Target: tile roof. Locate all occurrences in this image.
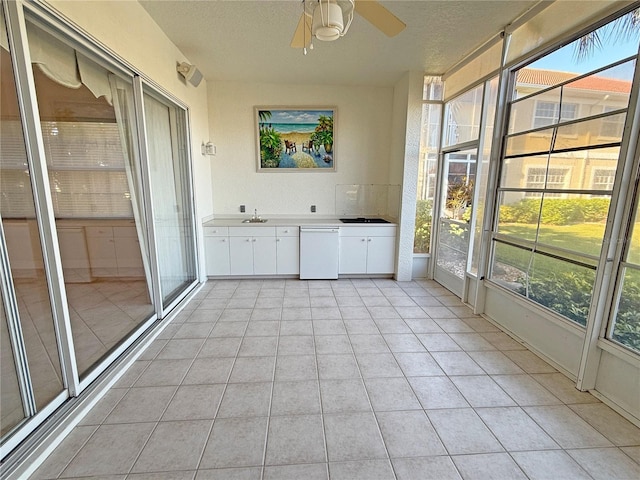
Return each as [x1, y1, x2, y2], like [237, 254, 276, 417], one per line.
[517, 68, 632, 93]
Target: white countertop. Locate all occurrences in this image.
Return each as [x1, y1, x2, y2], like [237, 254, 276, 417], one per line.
[203, 216, 397, 228]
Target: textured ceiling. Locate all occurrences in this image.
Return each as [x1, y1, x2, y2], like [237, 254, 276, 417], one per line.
[140, 0, 539, 87]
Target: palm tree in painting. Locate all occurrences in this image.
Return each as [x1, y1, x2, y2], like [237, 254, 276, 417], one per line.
[258, 110, 272, 131]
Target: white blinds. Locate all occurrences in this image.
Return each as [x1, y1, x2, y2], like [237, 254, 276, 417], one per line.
[1, 120, 133, 218]
[444, 40, 503, 101]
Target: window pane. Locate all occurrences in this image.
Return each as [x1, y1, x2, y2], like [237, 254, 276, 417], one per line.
[491, 242, 595, 326]
[423, 76, 443, 101]
[610, 267, 640, 352]
[505, 128, 554, 157]
[443, 84, 483, 146]
[144, 91, 197, 305]
[554, 114, 625, 150]
[496, 194, 541, 242]
[537, 194, 609, 256]
[415, 102, 441, 254]
[562, 60, 635, 121]
[546, 147, 620, 192]
[471, 77, 499, 274]
[490, 241, 533, 289]
[509, 86, 561, 134]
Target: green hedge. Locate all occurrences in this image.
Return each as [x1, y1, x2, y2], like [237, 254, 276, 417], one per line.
[514, 269, 640, 351]
[500, 198, 610, 225]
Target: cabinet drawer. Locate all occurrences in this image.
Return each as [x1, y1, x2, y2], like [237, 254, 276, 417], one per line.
[204, 226, 229, 237]
[340, 226, 397, 237]
[229, 226, 276, 237]
[276, 226, 299, 237]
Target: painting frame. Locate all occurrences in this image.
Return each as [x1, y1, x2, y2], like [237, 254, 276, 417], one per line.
[255, 106, 337, 172]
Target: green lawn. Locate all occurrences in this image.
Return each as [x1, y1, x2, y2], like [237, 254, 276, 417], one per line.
[499, 223, 607, 257]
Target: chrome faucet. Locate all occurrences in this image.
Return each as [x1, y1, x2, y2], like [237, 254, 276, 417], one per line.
[252, 209, 260, 221]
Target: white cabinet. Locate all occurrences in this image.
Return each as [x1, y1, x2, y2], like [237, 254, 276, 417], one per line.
[85, 223, 144, 278]
[228, 227, 277, 275]
[204, 227, 230, 275]
[276, 227, 299, 275]
[339, 225, 397, 275]
[85, 226, 117, 277]
[114, 226, 144, 277]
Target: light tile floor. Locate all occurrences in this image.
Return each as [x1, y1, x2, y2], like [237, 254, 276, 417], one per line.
[30, 278, 640, 480]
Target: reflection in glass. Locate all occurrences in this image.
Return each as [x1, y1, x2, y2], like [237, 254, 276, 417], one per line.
[27, 20, 154, 378]
[0, 295, 25, 436]
[144, 92, 197, 305]
[546, 147, 620, 191]
[1, 25, 64, 412]
[443, 84, 483, 147]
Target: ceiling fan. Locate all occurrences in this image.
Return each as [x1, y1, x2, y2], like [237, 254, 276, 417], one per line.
[291, 0, 406, 52]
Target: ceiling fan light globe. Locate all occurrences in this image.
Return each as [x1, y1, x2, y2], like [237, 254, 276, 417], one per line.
[312, 1, 344, 41]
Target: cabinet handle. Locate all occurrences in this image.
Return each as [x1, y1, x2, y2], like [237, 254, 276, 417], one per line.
[252, 238, 256, 242]
[368, 238, 372, 242]
[276, 238, 281, 242]
[284, 229, 289, 233]
[361, 238, 366, 242]
[222, 238, 226, 242]
[246, 238, 251, 242]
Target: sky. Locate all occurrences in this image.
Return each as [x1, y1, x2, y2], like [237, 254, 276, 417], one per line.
[530, 31, 639, 79]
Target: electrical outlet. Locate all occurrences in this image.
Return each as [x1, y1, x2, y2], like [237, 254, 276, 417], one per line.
[240, 205, 245, 213]
[311, 205, 316, 213]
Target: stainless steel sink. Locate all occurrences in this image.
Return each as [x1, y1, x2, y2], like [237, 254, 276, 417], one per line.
[242, 218, 268, 223]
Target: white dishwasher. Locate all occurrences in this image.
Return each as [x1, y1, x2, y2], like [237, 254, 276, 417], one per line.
[299, 227, 340, 279]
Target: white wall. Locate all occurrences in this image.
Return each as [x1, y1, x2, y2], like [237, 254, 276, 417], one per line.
[45, 0, 213, 221]
[208, 81, 393, 216]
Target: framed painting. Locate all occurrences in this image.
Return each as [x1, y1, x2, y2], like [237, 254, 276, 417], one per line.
[255, 106, 336, 171]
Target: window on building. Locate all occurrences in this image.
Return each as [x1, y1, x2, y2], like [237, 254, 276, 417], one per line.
[592, 168, 616, 191]
[601, 106, 626, 138]
[533, 101, 578, 129]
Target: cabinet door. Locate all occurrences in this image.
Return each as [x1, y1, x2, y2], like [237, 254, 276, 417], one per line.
[205, 236, 230, 276]
[276, 236, 299, 275]
[114, 236, 145, 277]
[253, 237, 277, 275]
[229, 237, 254, 275]
[339, 236, 367, 274]
[366, 236, 396, 274]
[86, 236, 118, 276]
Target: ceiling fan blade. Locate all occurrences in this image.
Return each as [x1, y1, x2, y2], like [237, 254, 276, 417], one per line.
[355, 0, 406, 37]
[290, 12, 312, 48]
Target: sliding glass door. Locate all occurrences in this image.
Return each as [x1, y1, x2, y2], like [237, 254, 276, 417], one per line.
[25, 19, 155, 380]
[1, 2, 199, 455]
[143, 91, 197, 307]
